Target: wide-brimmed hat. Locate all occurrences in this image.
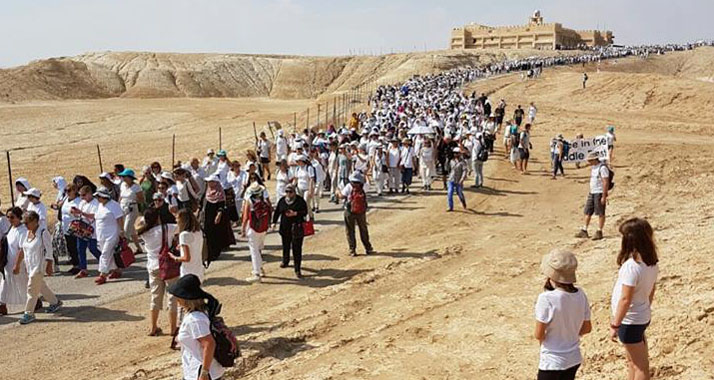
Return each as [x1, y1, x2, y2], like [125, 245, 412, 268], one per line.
[541, 249, 578, 284]
[23, 188, 42, 199]
[217, 149, 227, 157]
[607, 125, 615, 133]
[206, 149, 215, 155]
[160, 171, 175, 183]
[167, 274, 210, 300]
[246, 182, 265, 196]
[118, 169, 136, 179]
[93, 186, 112, 199]
[205, 174, 220, 183]
[586, 151, 600, 161]
[349, 172, 364, 184]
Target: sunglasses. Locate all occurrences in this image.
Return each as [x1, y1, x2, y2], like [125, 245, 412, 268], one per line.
[285, 190, 295, 194]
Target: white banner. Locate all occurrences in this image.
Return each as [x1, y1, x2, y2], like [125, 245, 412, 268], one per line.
[551, 135, 609, 163]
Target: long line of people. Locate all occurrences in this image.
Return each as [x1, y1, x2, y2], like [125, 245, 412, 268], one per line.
[2, 40, 704, 379]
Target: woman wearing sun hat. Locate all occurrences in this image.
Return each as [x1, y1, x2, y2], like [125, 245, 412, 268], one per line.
[534, 249, 592, 380]
[118, 169, 144, 254]
[167, 274, 225, 380]
[93, 186, 125, 285]
[241, 182, 271, 283]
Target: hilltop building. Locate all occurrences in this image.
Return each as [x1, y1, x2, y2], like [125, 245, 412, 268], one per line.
[450, 11, 613, 50]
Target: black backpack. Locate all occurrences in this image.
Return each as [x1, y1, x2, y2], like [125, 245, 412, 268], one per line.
[476, 144, 489, 162]
[207, 298, 240, 367]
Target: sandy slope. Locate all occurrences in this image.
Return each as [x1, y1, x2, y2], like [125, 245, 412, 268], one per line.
[0, 49, 713, 379]
[0, 49, 575, 102]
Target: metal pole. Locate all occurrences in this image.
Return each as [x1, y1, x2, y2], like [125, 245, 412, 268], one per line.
[171, 134, 176, 168]
[6, 151, 15, 207]
[96, 144, 104, 173]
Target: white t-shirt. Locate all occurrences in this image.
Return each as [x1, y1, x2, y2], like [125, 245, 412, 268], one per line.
[420, 147, 435, 163]
[387, 147, 400, 167]
[400, 147, 414, 169]
[120, 182, 142, 208]
[60, 197, 81, 235]
[589, 164, 610, 194]
[535, 288, 591, 371]
[20, 229, 53, 276]
[179, 231, 205, 282]
[276, 137, 289, 158]
[295, 166, 315, 191]
[178, 311, 225, 380]
[95, 200, 124, 241]
[611, 258, 658, 325]
[78, 198, 100, 239]
[258, 139, 271, 158]
[142, 224, 176, 272]
[27, 202, 48, 231]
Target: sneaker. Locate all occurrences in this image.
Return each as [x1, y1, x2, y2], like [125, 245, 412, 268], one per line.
[365, 249, 376, 255]
[349, 251, 357, 257]
[280, 263, 289, 268]
[18, 313, 36, 325]
[592, 230, 604, 240]
[46, 300, 62, 313]
[575, 229, 589, 238]
[245, 275, 261, 283]
[74, 270, 88, 279]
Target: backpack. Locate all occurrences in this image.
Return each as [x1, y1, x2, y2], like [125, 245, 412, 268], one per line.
[599, 164, 615, 191]
[249, 199, 271, 233]
[510, 132, 520, 147]
[349, 183, 367, 214]
[206, 301, 241, 368]
[476, 144, 489, 162]
[562, 141, 571, 157]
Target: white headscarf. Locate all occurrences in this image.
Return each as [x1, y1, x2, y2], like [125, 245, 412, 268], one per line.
[52, 176, 67, 203]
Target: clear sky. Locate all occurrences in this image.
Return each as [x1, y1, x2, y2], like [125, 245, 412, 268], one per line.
[1, 0, 712, 68]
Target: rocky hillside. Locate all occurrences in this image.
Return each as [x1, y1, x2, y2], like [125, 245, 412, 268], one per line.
[0, 49, 567, 102]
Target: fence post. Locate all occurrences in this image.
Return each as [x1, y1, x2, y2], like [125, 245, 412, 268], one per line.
[171, 134, 176, 168]
[293, 112, 297, 131]
[96, 144, 104, 173]
[317, 103, 321, 128]
[306, 108, 310, 130]
[219, 127, 222, 150]
[6, 151, 14, 207]
[332, 98, 336, 126]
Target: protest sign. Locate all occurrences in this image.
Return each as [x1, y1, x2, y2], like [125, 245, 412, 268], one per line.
[551, 135, 609, 163]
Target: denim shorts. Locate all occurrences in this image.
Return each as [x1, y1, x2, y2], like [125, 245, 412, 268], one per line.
[618, 322, 649, 344]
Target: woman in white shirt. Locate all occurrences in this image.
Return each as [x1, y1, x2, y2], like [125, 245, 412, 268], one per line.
[14, 178, 31, 211]
[419, 138, 436, 191]
[610, 218, 659, 380]
[118, 169, 145, 254]
[293, 155, 315, 219]
[59, 184, 81, 274]
[15, 211, 62, 325]
[170, 209, 205, 283]
[534, 249, 591, 380]
[275, 159, 294, 200]
[387, 139, 401, 193]
[93, 187, 125, 285]
[167, 274, 225, 380]
[0, 207, 28, 315]
[227, 161, 247, 225]
[138, 207, 178, 338]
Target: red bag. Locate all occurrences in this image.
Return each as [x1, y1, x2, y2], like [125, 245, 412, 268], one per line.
[302, 220, 315, 237]
[249, 199, 271, 233]
[349, 183, 367, 214]
[159, 225, 181, 280]
[114, 237, 135, 269]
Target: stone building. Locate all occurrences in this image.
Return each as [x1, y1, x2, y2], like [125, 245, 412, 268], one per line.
[450, 11, 613, 50]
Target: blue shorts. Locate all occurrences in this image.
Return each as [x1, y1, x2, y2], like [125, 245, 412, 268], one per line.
[618, 322, 649, 344]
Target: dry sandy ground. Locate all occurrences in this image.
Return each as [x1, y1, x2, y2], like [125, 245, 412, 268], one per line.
[0, 49, 713, 379]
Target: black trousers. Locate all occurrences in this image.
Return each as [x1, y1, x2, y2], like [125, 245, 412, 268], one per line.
[280, 231, 303, 272]
[344, 211, 373, 253]
[64, 234, 79, 267]
[537, 364, 580, 380]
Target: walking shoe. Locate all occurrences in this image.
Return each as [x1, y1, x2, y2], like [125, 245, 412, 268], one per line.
[18, 313, 36, 325]
[95, 276, 107, 285]
[349, 251, 357, 257]
[260, 268, 266, 277]
[295, 271, 303, 279]
[0, 304, 7, 316]
[280, 263, 289, 268]
[592, 230, 604, 241]
[46, 300, 63, 313]
[74, 269, 88, 279]
[245, 275, 261, 283]
[575, 229, 589, 238]
[365, 249, 376, 255]
[108, 270, 121, 279]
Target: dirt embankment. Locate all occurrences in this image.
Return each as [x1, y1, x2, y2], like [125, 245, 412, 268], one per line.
[0, 49, 573, 102]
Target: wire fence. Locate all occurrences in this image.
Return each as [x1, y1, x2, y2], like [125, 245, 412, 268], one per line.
[0, 84, 374, 209]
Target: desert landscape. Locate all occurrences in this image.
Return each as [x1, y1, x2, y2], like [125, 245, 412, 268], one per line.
[0, 42, 713, 380]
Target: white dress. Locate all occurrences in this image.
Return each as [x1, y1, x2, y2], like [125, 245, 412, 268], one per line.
[0, 223, 29, 306]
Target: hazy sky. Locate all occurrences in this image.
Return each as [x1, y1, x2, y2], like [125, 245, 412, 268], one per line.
[2, 0, 712, 68]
